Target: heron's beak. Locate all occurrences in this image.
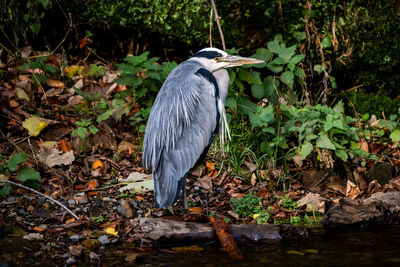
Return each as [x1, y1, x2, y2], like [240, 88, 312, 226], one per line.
[219, 55, 264, 67]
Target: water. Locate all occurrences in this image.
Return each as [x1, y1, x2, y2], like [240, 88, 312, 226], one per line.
[1, 225, 400, 266]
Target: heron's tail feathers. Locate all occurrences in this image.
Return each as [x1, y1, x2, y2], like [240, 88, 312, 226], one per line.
[219, 109, 231, 147]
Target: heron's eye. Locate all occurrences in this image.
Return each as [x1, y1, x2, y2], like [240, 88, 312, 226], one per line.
[214, 57, 220, 62]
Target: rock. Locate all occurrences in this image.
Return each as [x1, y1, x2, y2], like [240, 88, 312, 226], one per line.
[38, 224, 48, 230]
[117, 200, 134, 218]
[67, 199, 76, 206]
[33, 208, 50, 218]
[89, 251, 99, 261]
[18, 208, 28, 216]
[74, 193, 88, 204]
[70, 234, 84, 243]
[367, 163, 393, 185]
[297, 193, 329, 214]
[98, 235, 110, 246]
[69, 245, 83, 256]
[66, 257, 76, 265]
[23, 233, 44, 241]
[82, 239, 101, 250]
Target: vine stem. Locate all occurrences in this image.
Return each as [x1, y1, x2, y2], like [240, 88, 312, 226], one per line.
[210, 0, 226, 50]
[0, 180, 79, 220]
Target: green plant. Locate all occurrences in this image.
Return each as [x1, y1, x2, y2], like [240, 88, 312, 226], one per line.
[231, 191, 272, 224]
[72, 119, 99, 141]
[289, 216, 301, 225]
[276, 194, 297, 211]
[0, 152, 41, 196]
[17, 56, 57, 87]
[91, 215, 105, 223]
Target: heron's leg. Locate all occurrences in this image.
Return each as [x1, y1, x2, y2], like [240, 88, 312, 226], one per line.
[183, 180, 188, 211]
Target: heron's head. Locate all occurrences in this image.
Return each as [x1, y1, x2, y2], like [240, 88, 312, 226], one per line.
[190, 47, 264, 72]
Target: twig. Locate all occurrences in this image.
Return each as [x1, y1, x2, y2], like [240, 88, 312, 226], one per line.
[209, 8, 213, 47]
[31, 73, 48, 104]
[0, 180, 79, 220]
[0, 42, 17, 59]
[210, 0, 226, 50]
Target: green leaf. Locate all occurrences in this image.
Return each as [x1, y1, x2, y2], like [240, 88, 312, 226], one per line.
[280, 71, 294, 87]
[251, 84, 264, 99]
[72, 127, 87, 140]
[238, 97, 258, 115]
[254, 47, 272, 62]
[17, 167, 41, 182]
[301, 142, 313, 159]
[89, 126, 99, 135]
[8, 152, 28, 171]
[316, 134, 336, 150]
[96, 110, 113, 123]
[290, 54, 305, 65]
[225, 97, 237, 110]
[263, 76, 279, 98]
[330, 76, 337, 89]
[267, 38, 281, 55]
[321, 35, 332, 49]
[294, 67, 305, 78]
[390, 129, 400, 142]
[0, 184, 12, 197]
[279, 45, 297, 63]
[260, 141, 274, 156]
[335, 150, 348, 162]
[251, 71, 262, 85]
[238, 69, 252, 83]
[314, 64, 325, 75]
[272, 57, 286, 65]
[266, 62, 283, 73]
[259, 105, 274, 124]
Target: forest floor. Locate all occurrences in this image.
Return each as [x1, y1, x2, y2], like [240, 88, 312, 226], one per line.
[1, 51, 400, 265]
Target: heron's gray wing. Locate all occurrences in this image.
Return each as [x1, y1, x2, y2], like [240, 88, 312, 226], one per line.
[143, 64, 218, 208]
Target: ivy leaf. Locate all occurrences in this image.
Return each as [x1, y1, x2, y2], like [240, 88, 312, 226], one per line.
[238, 69, 252, 83]
[314, 64, 325, 75]
[390, 129, 400, 142]
[266, 62, 283, 73]
[290, 54, 305, 65]
[280, 71, 294, 87]
[225, 97, 237, 110]
[17, 167, 41, 182]
[72, 127, 87, 140]
[301, 142, 313, 159]
[263, 76, 278, 98]
[254, 47, 272, 62]
[316, 134, 336, 150]
[335, 150, 348, 162]
[279, 44, 297, 63]
[321, 35, 332, 49]
[96, 110, 113, 123]
[251, 84, 264, 99]
[0, 184, 12, 197]
[8, 152, 28, 171]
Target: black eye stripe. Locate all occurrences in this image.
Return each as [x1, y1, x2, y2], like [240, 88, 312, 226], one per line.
[191, 51, 223, 59]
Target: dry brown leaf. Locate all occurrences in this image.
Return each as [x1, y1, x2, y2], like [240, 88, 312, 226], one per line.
[250, 173, 257, 186]
[87, 180, 99, 190]
[360, 139, 369, 153]
[60, 139, 71, 152]
[46, 78, 64, 88]
[9, 100, 20, 108]
[188, 207, 203, 213]
[346, 180, 362, 199]
[117, 140, 137, 155]
[37, 149, 75, 167]
[194, 175, 213, 191]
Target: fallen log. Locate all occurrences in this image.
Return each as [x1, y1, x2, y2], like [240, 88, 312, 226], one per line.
[323, 191, 400, 225]
[131, 218, 307, 246]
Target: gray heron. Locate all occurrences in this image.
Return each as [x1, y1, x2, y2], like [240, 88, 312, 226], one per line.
[143, 48, 263, 209]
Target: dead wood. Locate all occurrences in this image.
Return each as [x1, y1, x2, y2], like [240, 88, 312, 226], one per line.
[323, 191, 400, 225]
[131, 218, 307, 246]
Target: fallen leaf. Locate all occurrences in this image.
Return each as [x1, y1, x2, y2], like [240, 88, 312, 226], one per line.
[194, 175, 213, 191]
[33, 226, 45, 232]
[346, 180, 362, 199]
[171, 245, 204, 252]
[87, 180, 99, 190]
[22, 116, 47, 136]
[65, 66, 84, 78]
[9, 100, 20, 108]
[46, 78, 64, 88]
[80, 37, 92, 49]
[206, 162, 215, 173]
[297, 193, 327, 214]
[251, 173, 257, 186]
[117, 140, 137, 155]
[209, 217, 243, 260]
[60, 139, 71, 152]
[92, 160, 103, 170]
[65, 218, 75, 224]
[125, 253, 139, 262]
[37, 149, 74, 167]
[105, 227, 119, 237]
[287, 250, 305, 256]
[360, 139, 369, 153]
[15, 87, 29, 101]
[188, 207, 203, 213]
[118, 172, 153, 193]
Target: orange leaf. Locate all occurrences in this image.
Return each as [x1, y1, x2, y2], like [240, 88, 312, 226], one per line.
[88, 191, 98, 196]
[136, 195, 144, 200]
[79, 37, 92, 50]
[209, 217, 243, 260]
[46, 78, 65, 88]
[92, 160, 103, 170]
[87, 180, 99, 190]
[65, 218, 75, 224]
[33, 226, 45, 232]
[60, 139, 71, 152]
[188, 207, 203, 213]
[74, 184, 84, 190]
[206, 162, 215, 172]
[360, 139, 369, 153]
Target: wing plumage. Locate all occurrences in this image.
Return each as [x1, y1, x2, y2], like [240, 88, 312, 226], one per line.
[143, 60, 219, 208]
